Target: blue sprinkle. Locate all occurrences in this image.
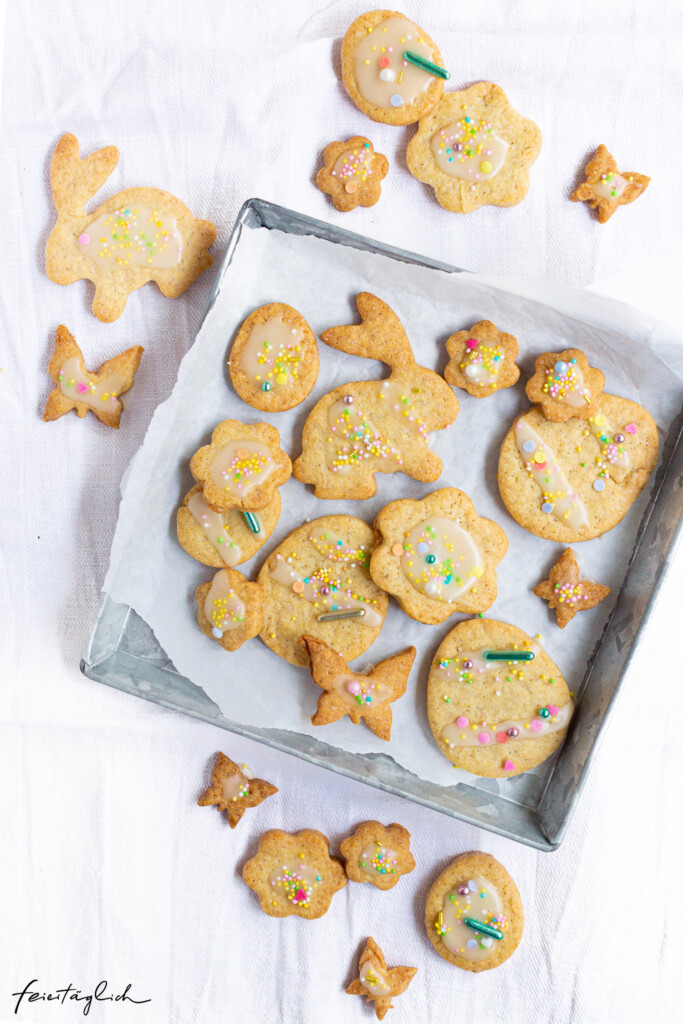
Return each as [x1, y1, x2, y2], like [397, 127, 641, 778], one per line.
[541, 502, 554, 513]
[593, 478, 606, 492]
[522, 440, 535, 453]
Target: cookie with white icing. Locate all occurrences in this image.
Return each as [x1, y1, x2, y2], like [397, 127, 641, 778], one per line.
[228, 303, 319, 412]
[425, 852, 523, 971]
[242, 828, 347, 919]
[197, 752, 277, 828]
[195, 567, 264, 651]
[444, 320, 520, 398]
[370, 488, 508, 624]
[189, 419, 291, 513]
[316, 136, 389, 212]
[346, 937, 417, 1020]
[427, 618, 572, 777]
[46, 134, 216, 322]
[258, 515, 388, 666]
[177, 484, 280, 568]
[43, 324, 143, 428]
[341, 10, 446, 126]
[340, 821, 415, 889]
[293, 293, 459, 500]
[498, 396, 658, 542]
[525, 349, 605, 422]
[407, 82, 542, 213]
[570, 144, 650, 223]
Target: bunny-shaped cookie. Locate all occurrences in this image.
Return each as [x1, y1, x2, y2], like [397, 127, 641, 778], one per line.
[293, 293, 459, 499]
[46, 133, 216, 322]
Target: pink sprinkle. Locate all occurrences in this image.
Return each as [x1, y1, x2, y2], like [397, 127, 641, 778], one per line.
[294, 888, 306, 903]
[625, 423, 637, 434]
[346, 681, 362, 696]
[78, 233, 90, 245]
[530, 719, 543, 732]
[547, 704, 559, 715]
[503, 760, 515, 772]
[77, 382, 89, 394]
[456, 716, 468, 728]
[478, 732, 491, 745]
[495, 732, 509, 744]
[465, 338, 478, 350]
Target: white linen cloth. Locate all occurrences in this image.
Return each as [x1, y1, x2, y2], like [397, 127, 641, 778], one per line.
[1, 2, 682, 1023]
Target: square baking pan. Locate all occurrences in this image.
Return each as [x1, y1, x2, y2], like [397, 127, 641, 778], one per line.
[82, 198, 683, 851]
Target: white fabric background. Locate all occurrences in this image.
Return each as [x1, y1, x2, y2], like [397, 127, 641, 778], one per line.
[1, 2, 682, 1023]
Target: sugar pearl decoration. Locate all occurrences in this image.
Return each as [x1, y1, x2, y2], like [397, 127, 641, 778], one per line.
[390, 93, 403, 107]
[379, 68, 396, 82]
[343, 394, 354, 405]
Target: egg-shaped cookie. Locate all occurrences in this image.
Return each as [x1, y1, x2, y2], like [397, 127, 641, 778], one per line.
[258, 515, 389, 666]
[370, 488, 508, 624]
[498, 395, 658, 542]
[427, 618, 572, 778]
[177, 484, 281, 568]
[425, 852, 523, 971]
[341, 10, 446, 126]
[228, 303, 319, 412]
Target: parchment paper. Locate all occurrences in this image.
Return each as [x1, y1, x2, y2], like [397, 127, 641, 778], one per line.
[104, 226, 683, 788]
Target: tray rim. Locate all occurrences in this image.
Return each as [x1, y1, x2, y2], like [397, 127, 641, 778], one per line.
[82, 197, 683, 852]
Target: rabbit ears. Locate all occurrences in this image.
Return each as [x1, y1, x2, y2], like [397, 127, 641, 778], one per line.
[50, 133, 119, 216]
[321, 293, 415, 369]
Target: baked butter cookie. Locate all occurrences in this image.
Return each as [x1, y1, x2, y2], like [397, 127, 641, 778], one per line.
[346, 937, 417, 1020]
[525, 349, 605, 422]
[43, 324, 143, 428]
[195, 568, 263, 651]
[407, 82, 542, 213]
[498, 396, 658, 542]
[444, 320, 520, 397]
[426, 852, 523, 971]
[341, 10, 447, 126]
[190, 419, 291, 513]
[242, 828, 347, 919]
[198, 751, 277, 829]
[427, 618, 572, 778]
[46, 134, 216, 322]
[370, 488, 508, 624]
[316, 137, 389, 212]
[571, 144, 650, 223]
[300, 636, 416, 741]
[228, 303, 318, 412]
[258, 516, 388, 666]
[293, 293, 459, 499]
[177, 485, 280, 569]
[340, 821, 415, 889]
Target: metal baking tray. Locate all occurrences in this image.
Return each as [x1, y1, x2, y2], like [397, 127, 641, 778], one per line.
[82, 198, 683, 851]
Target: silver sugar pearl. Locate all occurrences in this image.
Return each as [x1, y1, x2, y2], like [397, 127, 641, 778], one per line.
[507, 727, 519, 738]
[343, 395, 354, 405]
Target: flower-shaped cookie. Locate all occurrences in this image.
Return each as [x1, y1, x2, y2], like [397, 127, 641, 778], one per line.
[444, 320, 520, 397]
[346, 937, 417, 1021]
[370, 488, 508, 625]
[534, 548, 610, 629]
[525, 349, 605, 422]
[195, 568, 264, 651]
[43, 324, 143, 429]
[316, 137, 389, 212]
[570, 144, 650, 223]
[340, 821, 415, 890]
[300, 636, 416, 741]
[407, 82, 542, 213]
[197, 752, 277, 828]
[341, 10, 446, 126]
[242, 828, 347, 919]
[190, 419, 291, 513]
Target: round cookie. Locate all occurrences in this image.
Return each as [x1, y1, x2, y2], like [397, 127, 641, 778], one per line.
[258, 515, 388, 667]
[195, 568, 264, 652]
[427, 618, 572, 778]
[316, 136, 389, 212]
[407, 82, 542, 213]
[498, 395, 659, 542]
[370, 488, 508, 624]
[340, 821, 415, 890]
[228, 303, 318, 412]
[425, 852, 523, 971]
[177, 484, 280, 568]
[341, 10, 445, 126]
